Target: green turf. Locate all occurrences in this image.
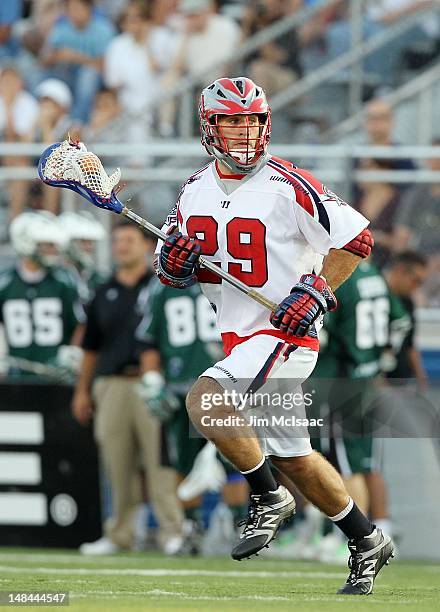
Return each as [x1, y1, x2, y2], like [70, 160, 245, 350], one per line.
[0, 548, 438, 611]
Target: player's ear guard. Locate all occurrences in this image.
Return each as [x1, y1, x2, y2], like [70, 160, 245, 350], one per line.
[157, 232, 201, 289]
[342, 228, 374, 259]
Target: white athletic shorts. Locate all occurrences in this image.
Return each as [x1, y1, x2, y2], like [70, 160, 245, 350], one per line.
[201, 333, 319, 458]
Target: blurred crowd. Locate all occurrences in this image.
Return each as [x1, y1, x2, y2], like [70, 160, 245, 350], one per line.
[0, 0, 436, 304]
[0, 1, 438, 305]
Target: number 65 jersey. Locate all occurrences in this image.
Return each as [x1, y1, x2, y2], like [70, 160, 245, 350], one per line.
[161, 156, 369, 356]
[0, 265, 85, 364]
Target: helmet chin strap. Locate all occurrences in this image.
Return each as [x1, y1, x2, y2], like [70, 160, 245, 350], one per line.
[217, 150, 270, 175]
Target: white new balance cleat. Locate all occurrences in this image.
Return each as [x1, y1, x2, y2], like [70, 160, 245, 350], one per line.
[231, 485, 296, 560]
[316, 532, 350, 565]
[177, 442, 227, 501]
[79, 536, 120, 555]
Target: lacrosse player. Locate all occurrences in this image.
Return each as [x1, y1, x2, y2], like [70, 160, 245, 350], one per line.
[136, 278, 222, 554]
[0, 211, 85, 377]
[301, 259, 411, 563]
[155, 77, 394, 595]
[59, 210, 107, 296]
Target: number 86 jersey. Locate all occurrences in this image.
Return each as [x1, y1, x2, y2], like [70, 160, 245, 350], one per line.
[161, 156, 369, 356]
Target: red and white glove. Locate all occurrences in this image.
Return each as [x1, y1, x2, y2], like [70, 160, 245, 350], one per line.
[157, 232, 201, 288]
[270, 274, 337, 337]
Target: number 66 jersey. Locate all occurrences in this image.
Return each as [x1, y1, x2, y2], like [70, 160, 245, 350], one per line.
[160, 156, 369, 356]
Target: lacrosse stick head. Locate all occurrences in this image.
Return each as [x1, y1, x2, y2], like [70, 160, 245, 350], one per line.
[38, 139, 124, 213]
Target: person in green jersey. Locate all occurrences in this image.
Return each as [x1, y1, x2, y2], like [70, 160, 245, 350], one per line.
[136, 279, 248, 554]
[0, 211, 85, 378]
[313, 260, 408, 504]
[284, 261, 410, 562]
[385, 251, 429, 386]
[59, 210, 108, 299]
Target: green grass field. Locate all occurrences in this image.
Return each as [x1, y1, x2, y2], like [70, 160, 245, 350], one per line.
[0, 549, 439, 611]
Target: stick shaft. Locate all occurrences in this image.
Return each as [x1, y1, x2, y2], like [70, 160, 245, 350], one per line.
[122, 207, 277, 312]
[1, 356, 70, 380]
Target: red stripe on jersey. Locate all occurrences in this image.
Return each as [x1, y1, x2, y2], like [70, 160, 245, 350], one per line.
[270, 156, 297, 172]
[267, 162, 315, 217]
[292, 168, 325, 195]
[177, 205, 183, 227]
[221, 329, 319, 357]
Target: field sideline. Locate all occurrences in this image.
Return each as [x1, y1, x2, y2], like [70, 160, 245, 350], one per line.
[0, 548, 439, 611]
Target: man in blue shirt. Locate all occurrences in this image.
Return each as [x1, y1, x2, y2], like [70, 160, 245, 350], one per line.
[0, 0, 23, 61]
[41, 0, 115, 124]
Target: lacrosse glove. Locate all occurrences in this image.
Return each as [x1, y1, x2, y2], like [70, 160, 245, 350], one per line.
[270, 274, 337, 337]
[139, 371, 180, 422]
[157, 232, 201, 288]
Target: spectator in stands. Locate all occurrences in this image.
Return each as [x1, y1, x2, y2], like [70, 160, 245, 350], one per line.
[73, 221, 184, 555]
[0, 0, 23, 63]
[394, 139, 440, 305]
[354, 157, 403, 268]
[0, 64, 39, 219]
[357, 97, 415, 193]
[15, 2, 63, 96]
[152, 0, 179, 27]
[366, 0, 437, 82]
[168, 0, 242, 82]
[84, 87, 124, 143]
[20, 0, 63, 79]
[33, 78, 73, 142]
[29, 78, 73, 214]
[385, 251, 429, 386]
[41, 0, 116, 127]
[305, 0, 436, 82]
[394, 139, 440, 257]
[364, 99, 412, 169]
[104, 0, 176, 140]
[83, 86, 139, 174]
[160, 0, 242, 135]
[96, 0, 130, 20]
[243, 0, 303, 97]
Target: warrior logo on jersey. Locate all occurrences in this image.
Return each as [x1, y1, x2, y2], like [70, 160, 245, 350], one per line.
[165, 204, 178, 229]
[323, 186, 347, 206]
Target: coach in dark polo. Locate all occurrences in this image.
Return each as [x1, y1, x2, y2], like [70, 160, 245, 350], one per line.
[72, 221, 183, 554]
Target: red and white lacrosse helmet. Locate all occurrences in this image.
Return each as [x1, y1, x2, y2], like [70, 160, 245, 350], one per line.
[199, 77, 271, 174]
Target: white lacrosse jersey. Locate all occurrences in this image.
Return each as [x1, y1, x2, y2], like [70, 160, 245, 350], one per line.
[159, 156, 369, 356]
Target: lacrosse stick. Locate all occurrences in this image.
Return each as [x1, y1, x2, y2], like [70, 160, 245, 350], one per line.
[0, 355, 74, 382]
[38, 139, 277, 312]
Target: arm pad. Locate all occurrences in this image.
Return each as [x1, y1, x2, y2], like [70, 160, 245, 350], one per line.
[342, 228, 374, 259]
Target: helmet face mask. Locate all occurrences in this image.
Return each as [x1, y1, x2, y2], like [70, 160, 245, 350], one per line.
[70, 238, 96, 271]
[35, 242, 63, 268]
[199, 77, 271, 174]
[59, 211, 105, 271]
[9, 211, 68, 269]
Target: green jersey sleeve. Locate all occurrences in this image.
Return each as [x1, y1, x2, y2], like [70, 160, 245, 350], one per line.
[135, 278, 163, 349]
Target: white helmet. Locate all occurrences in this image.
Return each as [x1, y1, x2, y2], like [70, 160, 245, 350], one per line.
[59, 211, 105, 270]
[9, 211, 68, 267]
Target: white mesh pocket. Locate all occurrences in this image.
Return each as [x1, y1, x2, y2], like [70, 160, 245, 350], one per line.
[42, 140, 121, 198]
